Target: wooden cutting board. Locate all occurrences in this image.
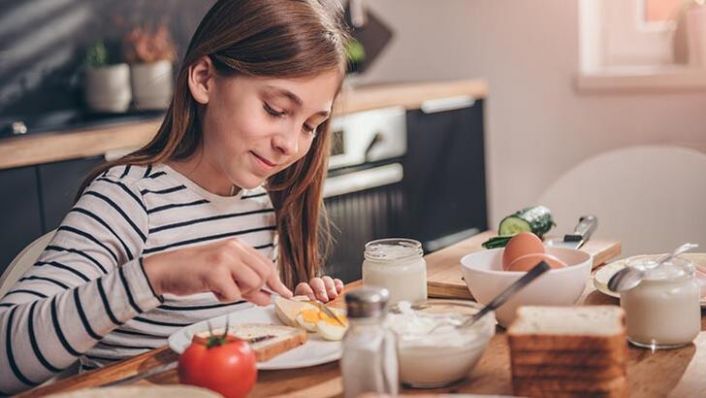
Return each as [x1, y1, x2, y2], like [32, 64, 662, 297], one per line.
[425, 231, 622, 300]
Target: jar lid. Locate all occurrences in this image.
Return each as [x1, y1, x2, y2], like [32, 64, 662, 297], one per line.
[364, 238, 423, 262]
[345, 286, 390, 318]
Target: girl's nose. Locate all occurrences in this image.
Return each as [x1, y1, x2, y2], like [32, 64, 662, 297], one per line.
[272, 128, 299, 156]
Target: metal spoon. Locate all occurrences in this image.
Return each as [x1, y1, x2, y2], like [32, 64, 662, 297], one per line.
[607, 242, 699, 293]
[427, 261, 551, 333]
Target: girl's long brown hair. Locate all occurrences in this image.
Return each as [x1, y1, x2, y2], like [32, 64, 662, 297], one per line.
[79, 0, 349, 288]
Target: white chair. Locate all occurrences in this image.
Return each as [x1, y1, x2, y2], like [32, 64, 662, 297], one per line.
[0, 230, 56, 299]
[538, 145, 706, 258]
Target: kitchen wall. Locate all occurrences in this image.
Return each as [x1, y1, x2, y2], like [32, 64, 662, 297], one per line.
[0, 0, 212, 118]
[357, 0, 706, 253]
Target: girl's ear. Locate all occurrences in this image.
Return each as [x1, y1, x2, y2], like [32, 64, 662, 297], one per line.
[188, 56, 215, 105]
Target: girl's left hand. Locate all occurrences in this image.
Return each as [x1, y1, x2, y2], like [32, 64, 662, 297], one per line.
[295, 276, 344, 303]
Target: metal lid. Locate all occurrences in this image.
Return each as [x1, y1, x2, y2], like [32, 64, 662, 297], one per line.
[345, 286, 390, 318]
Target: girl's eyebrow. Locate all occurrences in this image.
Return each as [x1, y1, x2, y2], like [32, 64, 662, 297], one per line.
[265, 85, 330, 117]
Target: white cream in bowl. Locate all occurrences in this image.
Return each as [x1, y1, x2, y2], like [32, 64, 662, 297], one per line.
[386, 300, 495, 388]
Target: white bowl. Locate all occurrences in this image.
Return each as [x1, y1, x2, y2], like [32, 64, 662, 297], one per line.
[460, 247, 592, 327]
[390, 300, 495, 388]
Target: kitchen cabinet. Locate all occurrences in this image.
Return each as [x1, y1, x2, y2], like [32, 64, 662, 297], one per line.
[37, 156, 103, 232]
[0, 166, 43, 274]
[402, 97, 488, 252]
[0, 157, 103, 274]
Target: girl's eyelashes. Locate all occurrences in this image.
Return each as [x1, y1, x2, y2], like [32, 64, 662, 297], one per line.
[264, 102, 286, 117]
[266, 101, 319, 136]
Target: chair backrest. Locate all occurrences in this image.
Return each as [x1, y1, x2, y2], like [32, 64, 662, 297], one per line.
[538, 145, 706, 257]
[0, 230, 56, 298]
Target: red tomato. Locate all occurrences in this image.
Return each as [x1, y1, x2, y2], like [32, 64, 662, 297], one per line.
[178, 334, 257, 398]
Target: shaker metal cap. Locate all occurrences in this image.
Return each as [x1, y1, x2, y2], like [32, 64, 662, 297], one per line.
[345, 286, 390, 318]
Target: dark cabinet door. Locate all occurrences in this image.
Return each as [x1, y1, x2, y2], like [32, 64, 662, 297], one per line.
[0, 167, 43, 273]
[37, 156, 104, 232]
[403, 99, 488, 252]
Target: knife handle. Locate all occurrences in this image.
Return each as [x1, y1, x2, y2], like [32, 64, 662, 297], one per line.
[564, 215, 598, 242]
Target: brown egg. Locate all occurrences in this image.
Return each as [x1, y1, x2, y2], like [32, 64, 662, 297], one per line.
[507, 253, 568, 272]
[502, 232, 545, 270]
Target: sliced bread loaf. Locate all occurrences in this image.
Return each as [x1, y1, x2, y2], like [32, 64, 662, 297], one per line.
[511, 363, 625, 380]
[513, 375, 627, 396]
[508, 306, 627, 352]
[510, 348, 626, 367]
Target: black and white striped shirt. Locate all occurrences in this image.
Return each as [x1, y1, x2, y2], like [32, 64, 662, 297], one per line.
[0, 164, 276, 394]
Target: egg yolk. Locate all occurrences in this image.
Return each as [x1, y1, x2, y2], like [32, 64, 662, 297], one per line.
[298, 308, 348, 326]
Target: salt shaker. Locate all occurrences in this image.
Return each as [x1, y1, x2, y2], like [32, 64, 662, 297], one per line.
[341, 286, 399, 398]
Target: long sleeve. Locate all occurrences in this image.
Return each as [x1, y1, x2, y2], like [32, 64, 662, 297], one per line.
[0, 173, 162, 394]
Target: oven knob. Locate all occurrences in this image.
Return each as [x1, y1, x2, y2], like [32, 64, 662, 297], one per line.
[11, 121, 28, 135]
[364, 132, 385, 162]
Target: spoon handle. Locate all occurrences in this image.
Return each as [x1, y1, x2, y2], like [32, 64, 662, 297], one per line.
[469, 261, 551, 324]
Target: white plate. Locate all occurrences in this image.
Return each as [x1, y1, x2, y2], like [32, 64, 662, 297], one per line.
[168, 305, 342, 370]
[593, 256, 706, 307]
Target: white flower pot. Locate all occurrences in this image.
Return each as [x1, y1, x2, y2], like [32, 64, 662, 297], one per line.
[84, 64, 131, 113]
[687, 4, 706, 67]
[130, 60, 173, 110]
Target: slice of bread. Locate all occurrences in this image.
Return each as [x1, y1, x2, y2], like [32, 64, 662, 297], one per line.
[511, 363, 625, 380]
[510, 349, 626, 367]
[197, 323, 307, 362]
[513, 375, 627, 395]
[274, 295, 318, 327]
[508, 306, 627, 352]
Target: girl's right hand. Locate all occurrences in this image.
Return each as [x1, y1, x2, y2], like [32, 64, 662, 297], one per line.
[142, 238, 292, 306]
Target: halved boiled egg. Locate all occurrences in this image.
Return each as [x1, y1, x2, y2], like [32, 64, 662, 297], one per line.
[295, 309, 321, 332]
[316, 320, 347, 341]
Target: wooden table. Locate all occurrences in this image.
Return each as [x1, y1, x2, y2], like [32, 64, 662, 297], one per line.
[22, 233, 706, 397]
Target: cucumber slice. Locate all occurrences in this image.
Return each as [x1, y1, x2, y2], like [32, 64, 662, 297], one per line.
[498, 206, 555, 238]
[498, 217, 531, 236]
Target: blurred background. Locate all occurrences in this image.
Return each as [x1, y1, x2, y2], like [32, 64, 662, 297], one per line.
[1, 0, 706, 280]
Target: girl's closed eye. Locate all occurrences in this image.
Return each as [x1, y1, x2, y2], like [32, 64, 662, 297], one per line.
[303, 124, 316, 135]
[264, 102, 286, 117]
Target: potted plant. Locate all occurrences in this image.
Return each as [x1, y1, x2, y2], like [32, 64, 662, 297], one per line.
[123, 24, 176, 110]
[83, 40, 131, 113]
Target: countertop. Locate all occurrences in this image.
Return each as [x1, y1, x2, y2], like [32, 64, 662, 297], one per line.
[0, 79, 487, 170]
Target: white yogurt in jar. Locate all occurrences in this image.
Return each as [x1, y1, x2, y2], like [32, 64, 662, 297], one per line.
[620, 257, 701, 349]
[362, 239, 427, 304]
[386, 301, 495, 388]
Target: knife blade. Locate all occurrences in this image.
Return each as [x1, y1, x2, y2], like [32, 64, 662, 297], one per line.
[546, 215, 598, 249]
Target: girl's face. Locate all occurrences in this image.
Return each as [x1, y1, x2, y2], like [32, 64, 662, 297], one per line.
[189, 58, 341, 192]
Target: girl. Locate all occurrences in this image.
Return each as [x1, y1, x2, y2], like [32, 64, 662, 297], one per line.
[0, 0, 348, 393]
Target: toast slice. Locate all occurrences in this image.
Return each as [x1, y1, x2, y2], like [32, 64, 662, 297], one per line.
[511, 363, 625, 380]
[507, 306, 627, 352]
[197, 323, 308, 362]
[510, 349, 626, 367]
[513, 375, 627, 395]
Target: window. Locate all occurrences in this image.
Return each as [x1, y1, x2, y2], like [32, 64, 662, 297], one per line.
[578, 0, 706, 91]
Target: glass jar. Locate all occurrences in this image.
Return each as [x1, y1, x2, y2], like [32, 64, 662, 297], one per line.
[362, 238, 427, 304]
[620, 256, 701, 349]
